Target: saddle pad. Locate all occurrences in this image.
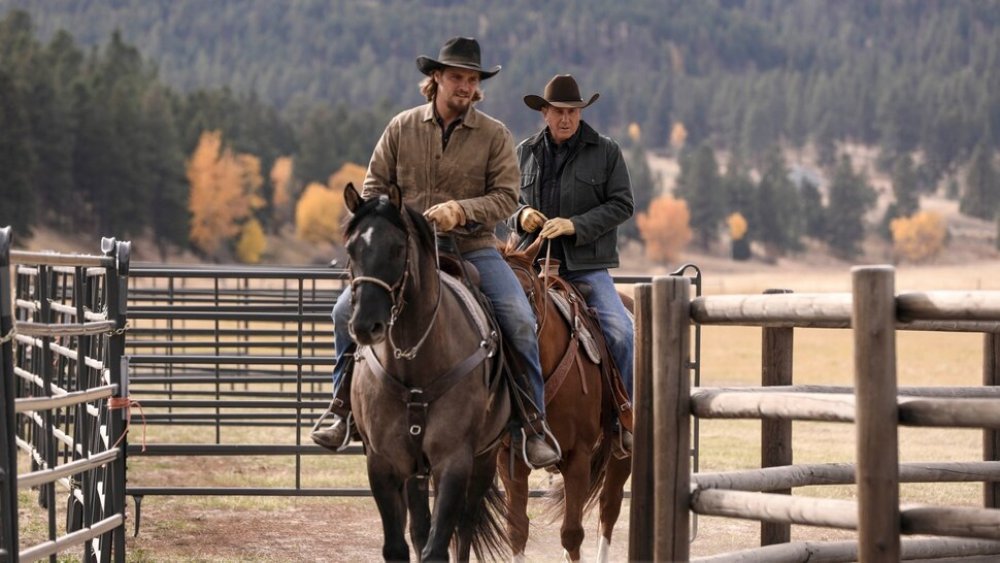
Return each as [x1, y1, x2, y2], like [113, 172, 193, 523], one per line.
[440, 273, 494, 353]
[547, 289, 602, 365]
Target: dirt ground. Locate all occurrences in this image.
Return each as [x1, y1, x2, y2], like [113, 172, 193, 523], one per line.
[125, 493, 639, 562]
[123, 490, 793, 562]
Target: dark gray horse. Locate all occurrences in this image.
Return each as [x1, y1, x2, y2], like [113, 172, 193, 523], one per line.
[342, 183, 510, 562]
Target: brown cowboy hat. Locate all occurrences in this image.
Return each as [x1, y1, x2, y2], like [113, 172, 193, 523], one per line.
[416, 36, 501, 80]
[524, 74, 599, 111]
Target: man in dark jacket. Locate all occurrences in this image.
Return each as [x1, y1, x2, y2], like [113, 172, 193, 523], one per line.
[510, 74, 636, 452]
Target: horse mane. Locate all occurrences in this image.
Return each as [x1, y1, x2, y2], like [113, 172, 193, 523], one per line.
[499, 235, 532, 268]
[344, 194, 436, 256]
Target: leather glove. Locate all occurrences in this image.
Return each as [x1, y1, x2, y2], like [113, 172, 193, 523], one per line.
[539, 217, 575, 239]
[519, 207, 548, 233]
[423, 200, 467, 232]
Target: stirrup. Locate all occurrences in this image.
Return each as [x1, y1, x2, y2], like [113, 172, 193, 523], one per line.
[519, 424, 563, 471]
[312, 401, 353, 452]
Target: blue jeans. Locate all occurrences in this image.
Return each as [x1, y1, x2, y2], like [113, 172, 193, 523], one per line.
[331, 246, 545, 415]
[561, 269, 634, 401]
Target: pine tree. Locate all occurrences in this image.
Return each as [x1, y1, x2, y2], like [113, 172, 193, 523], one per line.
[621, 142, 658, 241]
[0, 69, 36, 235]
[755, 147, 803, 257]
[674, 144, 724, 251]
[825, 154, 877, 258]
[960, 142, 999, 221]
[799, 177, 826, 240]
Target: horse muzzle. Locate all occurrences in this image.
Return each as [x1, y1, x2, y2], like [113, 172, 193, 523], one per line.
[350, 318, 387, 346]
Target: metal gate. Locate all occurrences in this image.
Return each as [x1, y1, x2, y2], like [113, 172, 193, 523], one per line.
[1, 227, 130, 563]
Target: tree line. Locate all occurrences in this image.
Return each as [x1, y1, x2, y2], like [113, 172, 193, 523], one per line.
[1, 3, 998, 263]
[5, 0, 998, 169]
[0, 10, 393, 259]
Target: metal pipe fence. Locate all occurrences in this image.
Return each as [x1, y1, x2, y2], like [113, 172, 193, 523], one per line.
[2, 228, 130, 563]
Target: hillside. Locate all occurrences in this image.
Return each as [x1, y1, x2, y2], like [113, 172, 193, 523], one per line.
[1, 2, 997, 269]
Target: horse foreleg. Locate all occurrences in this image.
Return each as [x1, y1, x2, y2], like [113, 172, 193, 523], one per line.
[497, 446, 531, 560]
[405, 476, 431, 558]
[596, 454, 631, 563]
[559, 449, 589, 562]
[422, 458, 472, 562]
[367, 457, 409, 562]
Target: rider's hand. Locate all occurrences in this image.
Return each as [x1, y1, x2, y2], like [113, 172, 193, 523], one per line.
[423, 200, 467, 232]
[539, 217, 575, 239]
[519, 207, 548, 233]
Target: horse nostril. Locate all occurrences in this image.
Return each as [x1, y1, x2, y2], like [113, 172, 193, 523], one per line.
[370, 322, 386, 340]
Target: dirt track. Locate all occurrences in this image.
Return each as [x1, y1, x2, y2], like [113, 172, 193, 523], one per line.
[126, 493, 637, 562]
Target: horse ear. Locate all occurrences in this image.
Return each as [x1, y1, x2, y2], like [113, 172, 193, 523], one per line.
[388, 183, 403, 210]
[344, 182, 362, 213]
[525, 233, 544, 262]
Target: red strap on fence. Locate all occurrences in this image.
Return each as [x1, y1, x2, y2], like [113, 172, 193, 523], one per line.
[108, 396, 147, 452]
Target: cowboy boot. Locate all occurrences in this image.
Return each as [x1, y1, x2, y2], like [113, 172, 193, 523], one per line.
[523, 417, 561, 469]
[311, 357, 355, 452]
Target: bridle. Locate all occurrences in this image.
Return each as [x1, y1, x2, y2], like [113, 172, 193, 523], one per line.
[348, 219, 443, 360]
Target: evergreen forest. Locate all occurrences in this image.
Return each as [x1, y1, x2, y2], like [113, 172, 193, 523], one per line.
[1, 1, 997, 262]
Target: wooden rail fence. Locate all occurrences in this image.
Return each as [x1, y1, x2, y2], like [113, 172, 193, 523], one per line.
[630, 266, 1000, 562]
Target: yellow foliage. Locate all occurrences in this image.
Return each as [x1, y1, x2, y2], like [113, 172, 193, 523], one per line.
[670, 122, 688, 151]
[187, 130, 254, 255]
[890, 211, 947, 263]
[270, 156, 295, 228]
[727, 212, 748, 241]
[295, 182, 346, 244]
[637, 195, 693, 264]
[628, 123, 641, 143]
[238, 153, 266, 211]
[328, 162, 367, 192]
[236, 218, 267, 264]
[271, 156, 294, 209]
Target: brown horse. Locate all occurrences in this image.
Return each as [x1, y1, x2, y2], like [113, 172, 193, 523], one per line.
[343, 183, 510, 562]
[500, 236, 633, 562]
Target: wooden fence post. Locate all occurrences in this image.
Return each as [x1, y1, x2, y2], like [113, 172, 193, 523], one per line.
[761, 288, 793, 546]
[629, 284, 654, 562]
[853, 266, 900, 562]
[984, 333, 1000, 508]
[653, 275, 691, 562]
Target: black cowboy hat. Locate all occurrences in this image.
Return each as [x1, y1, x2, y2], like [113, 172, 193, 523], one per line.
[416, 36, 501, 80]
[524, 74, 600, 111]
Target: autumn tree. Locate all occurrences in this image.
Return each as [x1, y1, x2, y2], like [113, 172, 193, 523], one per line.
[637, 195, 692, 264]
[236, 218, 267, 263]
[327, 162, 367, 193]
[187, 130, 262, 257]
[295, 182, 346, 244]
[890, 211, 946, 263]
[728, 212, 750, 260]
[269, 156, 295, 231]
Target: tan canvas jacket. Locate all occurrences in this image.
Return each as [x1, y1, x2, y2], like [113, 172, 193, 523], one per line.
[362, 102, 520, 253]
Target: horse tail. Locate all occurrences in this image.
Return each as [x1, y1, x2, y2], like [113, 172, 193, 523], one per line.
[539, 431, 615, 522]
[463, 480, 511, 561]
